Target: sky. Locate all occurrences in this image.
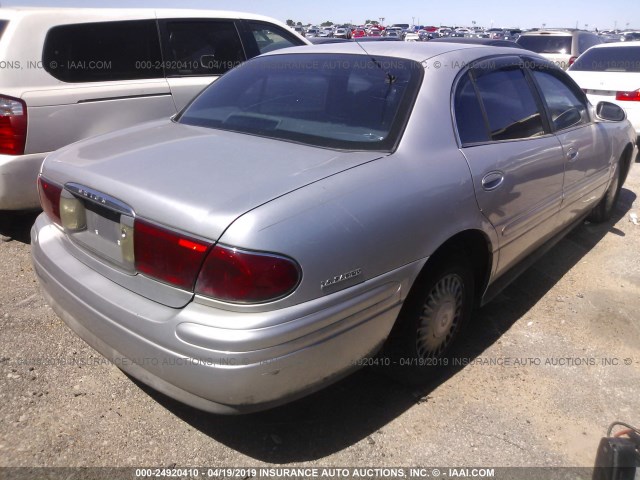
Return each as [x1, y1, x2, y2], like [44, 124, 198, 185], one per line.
[2, 0, 638, 31]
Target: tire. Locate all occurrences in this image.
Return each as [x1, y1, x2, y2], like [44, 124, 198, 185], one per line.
[588, 161, 623, 223]
[384, 252, 475, 385]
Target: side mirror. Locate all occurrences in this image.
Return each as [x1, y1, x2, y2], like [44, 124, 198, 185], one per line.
[596, 102, 626, 122]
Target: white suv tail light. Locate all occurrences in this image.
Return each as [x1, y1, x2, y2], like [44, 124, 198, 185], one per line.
[0, 95, 27, 155]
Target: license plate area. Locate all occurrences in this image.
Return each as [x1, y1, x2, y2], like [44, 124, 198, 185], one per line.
[61, 184, 135, 273]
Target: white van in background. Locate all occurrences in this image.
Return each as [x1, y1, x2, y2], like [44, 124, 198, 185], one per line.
[0, 8, 308, 210]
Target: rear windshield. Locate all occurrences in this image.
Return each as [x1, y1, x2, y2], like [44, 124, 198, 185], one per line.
[570, 47, 640, 72]
[178, 53, 423, 151]
[517, 35, 572, 54]
[0, 20, 8, 40]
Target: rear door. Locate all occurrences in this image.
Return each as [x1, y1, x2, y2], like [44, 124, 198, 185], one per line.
[455, 57, 566, 277]
[26, 19, 176, 155]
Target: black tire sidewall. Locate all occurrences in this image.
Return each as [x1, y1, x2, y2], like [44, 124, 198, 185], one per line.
[385, 255, 475, 384]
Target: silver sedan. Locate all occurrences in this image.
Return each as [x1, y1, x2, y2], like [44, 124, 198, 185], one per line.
[31, 42, 638, 414]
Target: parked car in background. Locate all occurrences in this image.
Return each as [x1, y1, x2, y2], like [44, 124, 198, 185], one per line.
[503, 29, 522, 41]
[383, 28, 401, 38]
[516, 29, 602, 69]
[404, 32, 420, 42]
[351, 28, 366, 39]
[320, 26, 335, 37]
[485, 28, 505, 39]
[568, 41, 640, 142]
[0, 8, 307, 211]
[354, 36, 402, 42]
[305, 27, 320, 37]
[621, 32, 640, 42]
[32, 42, 637, 414]
[430, 37, 522, 48]
[334, 28, 349, 39]
[308, 37, 349, 44]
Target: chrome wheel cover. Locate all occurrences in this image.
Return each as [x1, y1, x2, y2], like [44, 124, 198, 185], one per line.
[416, 273, 464, 359]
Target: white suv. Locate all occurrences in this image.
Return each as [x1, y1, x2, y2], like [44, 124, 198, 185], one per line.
[0, 8, 307, 210]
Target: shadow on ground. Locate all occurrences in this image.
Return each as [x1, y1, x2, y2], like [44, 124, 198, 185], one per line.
[135, 189, 636, 463]
[0, 211, 40, 244]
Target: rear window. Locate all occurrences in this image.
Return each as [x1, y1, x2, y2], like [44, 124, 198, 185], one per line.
[43, 20, 163, 82]
[178, 54, 423, 151]
[517, 35, 572, 54]
[570, 46, 640, 72]
[0, 20, 8, 40]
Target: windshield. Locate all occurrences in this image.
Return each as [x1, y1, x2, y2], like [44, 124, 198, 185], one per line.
[570, 46, 640, 72]
[178, 53, 423, 151]
[517, 35, 572, 54]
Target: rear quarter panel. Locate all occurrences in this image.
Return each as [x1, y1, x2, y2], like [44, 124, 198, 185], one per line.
[219, 49, 500, 310]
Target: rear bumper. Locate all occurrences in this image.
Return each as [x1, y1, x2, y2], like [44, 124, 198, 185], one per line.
[0, 153, 48, 210]
[31, 215, 410, 414]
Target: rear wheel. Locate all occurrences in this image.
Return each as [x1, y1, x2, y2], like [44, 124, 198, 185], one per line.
[384, 253, 475, 385]
[588, 161, 624, 223]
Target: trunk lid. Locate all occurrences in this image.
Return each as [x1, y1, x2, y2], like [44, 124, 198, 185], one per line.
[44, 119, 385, 241]
[42, 119, 385, 305]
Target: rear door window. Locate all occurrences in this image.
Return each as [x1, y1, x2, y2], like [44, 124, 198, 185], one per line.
[43, 20, 163, 82]
[473, 66, 546, 141]
[160, 20, 246, 76]
[454, 73, 490, 145]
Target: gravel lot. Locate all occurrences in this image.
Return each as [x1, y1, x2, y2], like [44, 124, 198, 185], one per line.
[1, 165, 639, 472]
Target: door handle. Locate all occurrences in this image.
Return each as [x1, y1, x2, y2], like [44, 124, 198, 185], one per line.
[567, 148, 579, 162]
[481, 171, 505, 191]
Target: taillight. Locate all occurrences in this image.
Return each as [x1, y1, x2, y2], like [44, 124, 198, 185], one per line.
[568, 56, 578, 66]
[134, 219, 212, 290]
[0, 95, 27, 155]
[616, 90, 640, 102]
[38, 176, 62, 226]
[195, 245, 301, 303]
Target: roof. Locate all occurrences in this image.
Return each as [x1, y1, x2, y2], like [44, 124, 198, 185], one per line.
[0, 7, 284, 23]
[264, 40, 525, 63]
[520, 29, 591, 36]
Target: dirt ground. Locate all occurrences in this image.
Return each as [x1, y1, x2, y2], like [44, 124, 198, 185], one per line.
[1, 165, 639, 471]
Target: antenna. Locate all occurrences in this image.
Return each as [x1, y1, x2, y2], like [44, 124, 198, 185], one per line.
[352, 38, 396, 85]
